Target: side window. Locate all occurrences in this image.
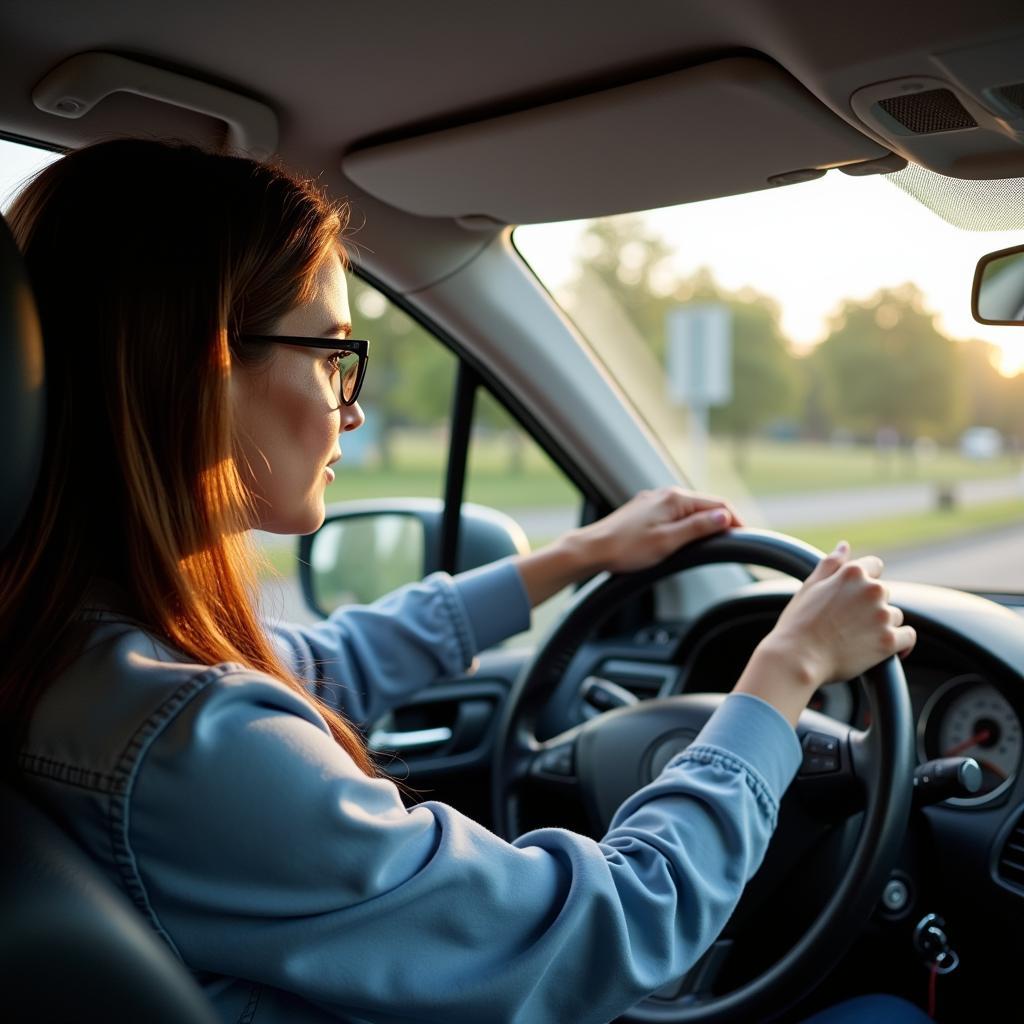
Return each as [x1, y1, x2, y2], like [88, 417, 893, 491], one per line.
[329, 276, 457, 502]
[465, 390, 583, 647]
[0, 137, 60, 212]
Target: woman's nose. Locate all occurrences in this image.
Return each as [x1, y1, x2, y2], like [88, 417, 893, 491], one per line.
[340, 401, 365, 433]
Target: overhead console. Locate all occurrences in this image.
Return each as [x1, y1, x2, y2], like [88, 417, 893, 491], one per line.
[849, 34, 1024, 179]
[343, 56, 891, 225]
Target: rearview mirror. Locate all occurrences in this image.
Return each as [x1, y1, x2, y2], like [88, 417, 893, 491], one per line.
[298, 498, 530, 616]
[972, 244, 1024, 325]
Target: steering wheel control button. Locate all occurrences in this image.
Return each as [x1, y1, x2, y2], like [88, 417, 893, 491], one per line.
[802, 754, 839, 774]
[534, 745, 574, 778]
[804, 733, 839, 755]
[800, 732, 840, 775]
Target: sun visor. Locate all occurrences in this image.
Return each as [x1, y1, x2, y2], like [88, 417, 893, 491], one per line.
[342, 57, 889, 225]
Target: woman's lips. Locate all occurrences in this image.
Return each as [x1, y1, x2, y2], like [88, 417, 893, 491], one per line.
[325, 465, 336, 483]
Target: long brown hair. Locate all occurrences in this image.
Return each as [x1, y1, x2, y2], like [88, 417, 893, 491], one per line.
[0, 138, 376, 775]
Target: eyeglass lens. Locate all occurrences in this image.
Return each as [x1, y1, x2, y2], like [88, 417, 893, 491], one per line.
[336, 350, 362, 403]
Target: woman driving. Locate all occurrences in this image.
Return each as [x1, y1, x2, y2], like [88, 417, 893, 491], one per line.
[0, 139, 930, 1024]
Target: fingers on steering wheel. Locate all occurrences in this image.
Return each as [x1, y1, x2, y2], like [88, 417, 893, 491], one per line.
[806, 545, 849, 585]
[859, 554, 885, 579]
[665, 505, 729, 547]
[666, 487, 743, 527]
[895, 624, 917, 659]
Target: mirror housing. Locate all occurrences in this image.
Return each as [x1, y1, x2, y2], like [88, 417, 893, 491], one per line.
[972, 244, 1024, 325]
[298, 498, 530, 616]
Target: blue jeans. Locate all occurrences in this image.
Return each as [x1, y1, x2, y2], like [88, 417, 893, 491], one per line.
[802, 995, 932, 1023]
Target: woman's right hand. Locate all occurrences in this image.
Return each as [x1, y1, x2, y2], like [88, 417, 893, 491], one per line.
[733, 541, 917, 727]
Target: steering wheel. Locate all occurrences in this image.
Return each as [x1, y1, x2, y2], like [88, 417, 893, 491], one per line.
[492, 529, 914, 1024]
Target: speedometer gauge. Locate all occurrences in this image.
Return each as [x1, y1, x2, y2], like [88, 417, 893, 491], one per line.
[919, 675, 1022, 804]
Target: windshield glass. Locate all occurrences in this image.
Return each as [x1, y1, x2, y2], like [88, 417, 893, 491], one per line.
[515, 170, 1024, 593]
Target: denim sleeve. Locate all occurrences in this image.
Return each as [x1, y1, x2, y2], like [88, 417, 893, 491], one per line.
[266, 558, 531, 725]
[128, 675, 802, 1024]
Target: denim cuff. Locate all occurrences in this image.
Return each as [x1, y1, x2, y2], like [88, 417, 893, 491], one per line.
[450, 558, 532, 653]
[679, 691, 803, 808]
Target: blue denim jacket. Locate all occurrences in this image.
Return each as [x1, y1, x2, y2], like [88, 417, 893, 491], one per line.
[19, 559, 802, 1024]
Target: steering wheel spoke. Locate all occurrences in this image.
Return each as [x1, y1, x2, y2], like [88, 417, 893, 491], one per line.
[527, 728, 581, 794]
[791, 712, 866, 821]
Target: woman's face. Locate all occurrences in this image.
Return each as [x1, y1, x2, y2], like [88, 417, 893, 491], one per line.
[231, 254, 364, 534]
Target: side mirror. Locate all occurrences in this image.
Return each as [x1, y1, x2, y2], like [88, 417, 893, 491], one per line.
[972, 244, 1024, 325]
[298, 498, 530, 616]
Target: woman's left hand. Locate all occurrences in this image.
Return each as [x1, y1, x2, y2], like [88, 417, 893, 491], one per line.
[570, 486, 744, 575]
[515, 487, 743, 607]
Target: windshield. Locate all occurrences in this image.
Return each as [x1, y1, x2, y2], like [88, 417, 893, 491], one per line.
[515, 170, 1024, 594]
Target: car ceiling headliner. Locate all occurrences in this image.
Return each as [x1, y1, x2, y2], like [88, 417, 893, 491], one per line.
[3, 0, 1024, 290]
[3, 0, 1024, 164]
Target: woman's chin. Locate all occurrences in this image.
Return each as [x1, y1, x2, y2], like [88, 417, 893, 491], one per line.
[256, 500, 325, 537]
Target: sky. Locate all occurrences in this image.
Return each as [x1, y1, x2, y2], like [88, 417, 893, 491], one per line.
[3, 137, 1024, 373]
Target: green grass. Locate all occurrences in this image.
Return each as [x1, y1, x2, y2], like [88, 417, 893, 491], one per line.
[709, 439, 1021, 496]
[784, 498, 1024, 557]
[323, 469, 578, 510]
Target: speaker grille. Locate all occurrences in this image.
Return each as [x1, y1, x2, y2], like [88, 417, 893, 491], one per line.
[995, 82, 1024, 113]
[877, 89, 976, 134]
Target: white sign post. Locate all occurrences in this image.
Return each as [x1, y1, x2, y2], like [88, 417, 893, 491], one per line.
[666, 304, 732, 486]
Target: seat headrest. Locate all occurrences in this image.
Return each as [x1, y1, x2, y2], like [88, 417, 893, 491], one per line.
[0, 214, 45, 551]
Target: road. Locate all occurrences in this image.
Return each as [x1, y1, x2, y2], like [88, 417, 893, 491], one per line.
[751, 473, 1024, 529]
[883, 522, 1024, 592]
[505, 473, 1024, 539]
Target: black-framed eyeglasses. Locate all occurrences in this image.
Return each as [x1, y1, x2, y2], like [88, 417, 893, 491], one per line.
[240, 335, 369, 406]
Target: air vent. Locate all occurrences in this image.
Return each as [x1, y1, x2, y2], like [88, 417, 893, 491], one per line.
[877, 89, 977, 134]
[594, 659, 678, 700]
[579, 667, 670, 720]
[997, 809, 1024, 891]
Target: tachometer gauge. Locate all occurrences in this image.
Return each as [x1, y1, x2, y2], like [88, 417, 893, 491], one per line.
[919, 675, 1022, 804]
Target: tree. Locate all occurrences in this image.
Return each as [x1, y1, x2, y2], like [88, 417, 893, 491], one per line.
[349, 276, 454, 468]
[959, 339, 1024, 452]
[812, 284, 966, 446]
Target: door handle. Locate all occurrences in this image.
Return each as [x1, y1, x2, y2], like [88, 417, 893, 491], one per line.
[368, 726, 453, 752]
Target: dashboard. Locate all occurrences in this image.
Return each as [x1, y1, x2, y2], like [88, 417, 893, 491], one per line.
[671, 606, 1024, 808]
[516, 573, 1024, 1013]
[537, 577, 1024, 860]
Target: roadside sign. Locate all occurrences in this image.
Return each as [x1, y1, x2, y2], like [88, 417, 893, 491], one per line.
[666, 304, 732, 407]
